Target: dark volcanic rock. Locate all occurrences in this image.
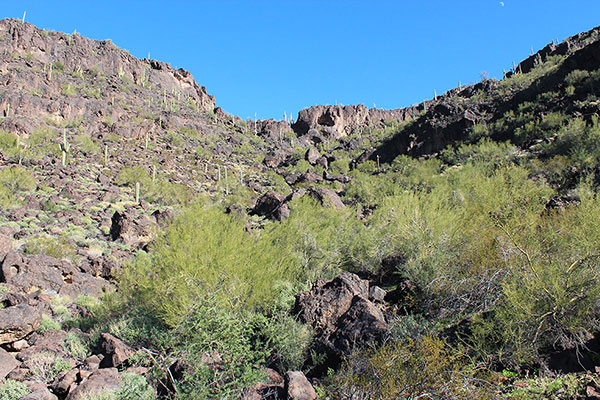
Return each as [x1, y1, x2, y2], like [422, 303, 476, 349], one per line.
[249, 191, 290, 221]
[254, 119, 292, 141]
[0, 347, 19, 380]
[98, 333, 134, 368]
[0, 303, 42, 344]
[65, 368, 121, 400]
[307, 187, 345, 209]
[285, 371, 317, 400]
[294, 273, 388, 373]
[110, 208, 156, 248]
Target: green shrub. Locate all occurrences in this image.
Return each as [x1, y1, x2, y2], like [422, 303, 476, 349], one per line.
[0, 131, 16, 149]
[0, 166, 36, 207]
[326, 335, 495, 399]
[120, 203, 300, 326]
[116, 166, 191, 206]
[24, 235, 78, 263]
[75, 134, 101, 155]
[63, 332, 90, 361]
[38, 314, 61, 333]
[564, 69, 590, 86]
[51, 61, 65, 72]
[0, 166, 36, 193]
[0, 380, 30, 400]
[62, 84, 77, 97]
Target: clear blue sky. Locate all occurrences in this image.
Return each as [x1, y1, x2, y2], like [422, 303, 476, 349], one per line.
[3, 1, 600, 120]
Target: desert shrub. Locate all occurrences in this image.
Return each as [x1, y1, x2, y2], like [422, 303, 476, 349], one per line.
[119, 203, 297, 326]
[0, 165, 36, 193]
[116, 166, 190, 205]
[366, 163, 552, 321]
[51, 61, 65, 72]
[112, 373, 155, 400]
[471, 190, 600, 365]
[326, 335, 495, 399]
[37, 314, 61, 333]
[0, 130, 21, 162]
[564, 69, 590, 86]
[21, 127, 59, 161]
[81, 373, 154, 400]
[101, 287, 310, 399]
[268, 197, 375, 279]
[63, 332, 91, 361]
[441, 139, 520, 175]
[61, 84, 77, 97]
[0, 166, 36, 207]
[24, 234, 78, 263]
[29, 351, 71, 383]
[0, 380, 30, 400]
[75, 133, 101, 155]
[329, 159, 350, 175]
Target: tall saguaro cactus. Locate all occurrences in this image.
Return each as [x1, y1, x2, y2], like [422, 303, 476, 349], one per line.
[59, 130, 71, 167]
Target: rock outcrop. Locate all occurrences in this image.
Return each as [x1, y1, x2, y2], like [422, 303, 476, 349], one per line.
[291, 104, 420, 139]
[293, 273, 388, 373]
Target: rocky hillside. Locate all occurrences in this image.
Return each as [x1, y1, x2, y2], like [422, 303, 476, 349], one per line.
[2, 16, 600, 400]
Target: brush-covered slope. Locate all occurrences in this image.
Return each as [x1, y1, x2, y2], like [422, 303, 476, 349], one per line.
[2, 17, 600, 400]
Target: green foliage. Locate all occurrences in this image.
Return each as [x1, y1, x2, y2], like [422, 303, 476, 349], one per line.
[116, 166, 191, 206]
[564, 69, 590, 86]
[24, 234, 78, 263]
[63, 331, 91, 361]
[0, 166, 36, 193]
[75, 133, 101, 155]
[120, 203, 296, 326]
[51, 61, 65, 72]
[0, 131, 21, 162]
[20, 127, 59, 161]
[29, 351, 71, 383]
[326, 335, 495, 399]
[505, 374, 584, 399]
[113, 373, 155, 400]
[37, 314, 61, 333]
[61, 84, 77, 97]
[0, 380, 30, 400]
[0, 166, 36, 207]
[80, 373, 154, 400]
[472, 192, 600, 365]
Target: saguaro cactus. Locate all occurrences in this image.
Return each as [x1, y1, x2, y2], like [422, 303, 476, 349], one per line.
[59, 130, 71, 167]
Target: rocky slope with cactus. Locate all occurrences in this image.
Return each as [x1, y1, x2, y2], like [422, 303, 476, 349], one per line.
[2, 16, 600, 400]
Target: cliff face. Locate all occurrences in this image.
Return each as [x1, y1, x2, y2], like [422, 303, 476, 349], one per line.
[291, 104, 422, 139]
[0, 18, 216, 138]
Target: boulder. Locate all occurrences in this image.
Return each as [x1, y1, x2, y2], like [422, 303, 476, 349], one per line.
[293, 273, 388, 372]
[65, 368, 121, 400]
[0, 347, 18, 380]
[20, 388, 58, 400]
[330, 296, 388, 355]
[263, 150, 291, 169]
[292, 105, 413, 139]
[249, 191, 290, 221]
[308, 187, 344, 209]
[294, 171, 322, 184]
[305, 148, 321, 165]
[0, 303, 42, 344]
[51, 369, 79, 397]
[109, 208, 156, 248]
[285, 371, 317, 400]
[98, 333, 133, 368]
[369, 285, 387, 303]
[254, 119, 291, 142]
[294, 273, 369, 334]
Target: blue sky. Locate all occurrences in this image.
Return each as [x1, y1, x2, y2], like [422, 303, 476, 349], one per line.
[3, 1, 600, 120]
